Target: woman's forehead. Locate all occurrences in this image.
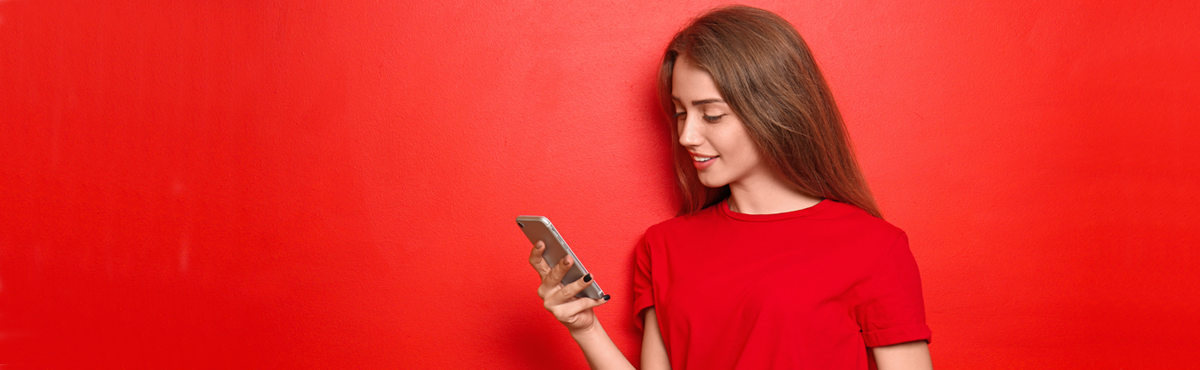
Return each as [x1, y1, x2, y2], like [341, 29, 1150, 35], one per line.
[672, 58, 723, 105]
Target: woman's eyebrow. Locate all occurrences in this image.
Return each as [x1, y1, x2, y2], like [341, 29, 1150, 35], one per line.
[670, 97, 725, 106]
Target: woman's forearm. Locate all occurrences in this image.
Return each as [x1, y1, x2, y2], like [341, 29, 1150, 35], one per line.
[570, 320, 636, 370]
[527, 242, 628, 369]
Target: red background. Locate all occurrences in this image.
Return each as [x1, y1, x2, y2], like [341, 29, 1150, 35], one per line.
[2, 0, 1198, 368]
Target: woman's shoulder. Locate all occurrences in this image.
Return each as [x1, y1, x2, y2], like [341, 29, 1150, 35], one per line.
[816, 199, 906, 239]
[820, 199, 902, 228]
[643, 203, 724, 235]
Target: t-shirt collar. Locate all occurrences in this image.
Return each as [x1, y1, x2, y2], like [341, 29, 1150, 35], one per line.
[719, 198, 830, 222]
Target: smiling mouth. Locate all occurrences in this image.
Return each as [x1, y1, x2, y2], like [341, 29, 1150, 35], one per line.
[692, 155, 718, 162]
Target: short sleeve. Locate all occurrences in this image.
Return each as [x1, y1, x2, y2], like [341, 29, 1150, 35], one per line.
[632, 234, 655, 330]
[853, 232, 932, 347]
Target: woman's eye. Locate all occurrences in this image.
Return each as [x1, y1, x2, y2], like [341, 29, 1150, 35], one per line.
[703, 114, 726, 123]
[674, 112, 686, 120]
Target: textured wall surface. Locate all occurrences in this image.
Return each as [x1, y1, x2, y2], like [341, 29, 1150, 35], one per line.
[2, 0, 1198, 368]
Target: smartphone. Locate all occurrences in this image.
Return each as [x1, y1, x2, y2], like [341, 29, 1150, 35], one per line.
[516, 215, 604, 300]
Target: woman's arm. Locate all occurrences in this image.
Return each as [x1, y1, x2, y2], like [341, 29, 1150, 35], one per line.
[872, 341, 932, 370]
[569, 320, 635, 370]
[528, 241, 635, 370]
[563, 305, 673, 370]
[639, 308, 671, 370]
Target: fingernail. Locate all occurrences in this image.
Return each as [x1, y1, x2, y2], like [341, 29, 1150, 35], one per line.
[603, 294, 611, 301]
[583, 274, 593, 283]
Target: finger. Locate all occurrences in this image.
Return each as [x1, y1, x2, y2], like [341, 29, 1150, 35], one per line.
[550, 272, 595, 305]
[553, 294, 611, 319]
[528, 241, 552, 276]
[540, 255, 575, 291]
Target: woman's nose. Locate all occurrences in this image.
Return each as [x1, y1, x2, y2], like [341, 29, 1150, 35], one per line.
[678, 119, 702, 147]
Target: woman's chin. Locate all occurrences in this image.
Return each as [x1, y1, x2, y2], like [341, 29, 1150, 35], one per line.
[697, 176, 728, 189]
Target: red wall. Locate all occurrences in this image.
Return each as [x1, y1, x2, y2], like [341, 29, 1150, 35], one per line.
[2, 0, 1198, 368]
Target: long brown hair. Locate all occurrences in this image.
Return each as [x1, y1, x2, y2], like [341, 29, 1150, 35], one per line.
[658, 5, 882, 218]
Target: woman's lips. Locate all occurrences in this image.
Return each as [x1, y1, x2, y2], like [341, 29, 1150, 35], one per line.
[692, 154, 718, 170]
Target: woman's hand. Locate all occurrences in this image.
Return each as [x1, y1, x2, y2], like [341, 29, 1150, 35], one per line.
[528, 241, 611, 334]
[526, 241, 634, 370]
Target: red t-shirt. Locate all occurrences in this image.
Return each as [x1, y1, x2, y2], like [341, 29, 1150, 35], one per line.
[633, 199, 931, 370]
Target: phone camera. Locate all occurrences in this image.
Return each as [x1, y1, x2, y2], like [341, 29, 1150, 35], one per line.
[517, 222, 524, 228]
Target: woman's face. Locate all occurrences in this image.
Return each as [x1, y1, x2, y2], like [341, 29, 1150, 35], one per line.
[672, 56, 772, 189]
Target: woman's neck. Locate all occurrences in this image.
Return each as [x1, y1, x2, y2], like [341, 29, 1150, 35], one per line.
[726, 171, 822, 215]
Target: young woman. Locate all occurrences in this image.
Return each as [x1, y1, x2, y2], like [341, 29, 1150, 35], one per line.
[527, 6, 933, 370]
